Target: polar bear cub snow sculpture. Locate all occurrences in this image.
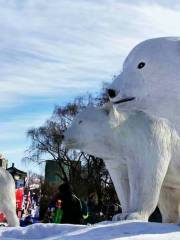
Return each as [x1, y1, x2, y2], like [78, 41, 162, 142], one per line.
[63, 105, 180, 223]
[0, 167, 19, 226]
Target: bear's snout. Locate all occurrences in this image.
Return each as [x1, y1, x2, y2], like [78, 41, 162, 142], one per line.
[61, 134, 64, 140]
[107, 88, 117, 98]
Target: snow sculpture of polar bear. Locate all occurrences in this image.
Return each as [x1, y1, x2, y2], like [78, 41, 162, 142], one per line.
[107, 37, 180, 135]
[0, 167, 19, 226]
[63, 105, 180, 223]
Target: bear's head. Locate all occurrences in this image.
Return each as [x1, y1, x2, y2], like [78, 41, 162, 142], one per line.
[63, 106, 112, 156]
[107, 37, 180, 114]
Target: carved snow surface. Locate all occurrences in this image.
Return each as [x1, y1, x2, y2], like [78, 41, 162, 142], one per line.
[109, 37, 180, 135]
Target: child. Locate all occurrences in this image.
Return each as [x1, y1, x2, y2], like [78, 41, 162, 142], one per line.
[53, 199, 63, 224]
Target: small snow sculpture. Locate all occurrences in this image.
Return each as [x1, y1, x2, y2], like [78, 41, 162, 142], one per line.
[0, 167, 19, 226]
[63, 105, 180, 223]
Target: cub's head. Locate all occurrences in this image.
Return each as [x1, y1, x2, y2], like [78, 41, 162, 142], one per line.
[63, 106, 110, 153]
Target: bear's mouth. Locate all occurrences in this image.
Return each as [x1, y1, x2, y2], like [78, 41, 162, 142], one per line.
[113, 97, 135, 104]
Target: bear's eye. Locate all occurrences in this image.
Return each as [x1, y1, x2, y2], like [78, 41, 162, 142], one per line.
[78, 120, 83, 124]
[137, 62, 146, 69]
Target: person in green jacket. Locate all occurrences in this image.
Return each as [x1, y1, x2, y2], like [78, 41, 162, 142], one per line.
[53, 199, 63, 224]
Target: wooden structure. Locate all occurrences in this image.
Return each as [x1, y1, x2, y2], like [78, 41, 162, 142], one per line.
[7, 163, 27, 189]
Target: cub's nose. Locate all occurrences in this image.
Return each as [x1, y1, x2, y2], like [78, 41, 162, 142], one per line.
[61, 134, 64, 140]
[107, 89, 117, 98]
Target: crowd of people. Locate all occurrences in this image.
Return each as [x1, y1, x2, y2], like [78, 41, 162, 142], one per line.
[15, 182, 161, 227]
[0, 182, 121, 227]
[42, 183, 120, 225]
[43, 183, 85, 224]
[0, 180, 162, 226]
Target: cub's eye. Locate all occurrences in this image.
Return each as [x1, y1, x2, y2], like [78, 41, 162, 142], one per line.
[78, 120, 83, 124]
[137, 62, 146, 69]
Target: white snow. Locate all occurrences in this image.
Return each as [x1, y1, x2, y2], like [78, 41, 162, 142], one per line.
[0, 221, 180, 240]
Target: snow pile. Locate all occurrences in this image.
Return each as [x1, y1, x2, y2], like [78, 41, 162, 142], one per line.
[0, 221, 180, 240]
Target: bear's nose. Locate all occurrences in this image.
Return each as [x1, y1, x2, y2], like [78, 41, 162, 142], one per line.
[61, 134, 64, 140]
[107, 89, 117, 98]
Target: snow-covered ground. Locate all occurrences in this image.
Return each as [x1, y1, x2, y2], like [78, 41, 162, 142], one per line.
[0, 221, 180, 240]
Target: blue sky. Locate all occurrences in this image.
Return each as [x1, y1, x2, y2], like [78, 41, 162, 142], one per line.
[1, 0, 180, 174]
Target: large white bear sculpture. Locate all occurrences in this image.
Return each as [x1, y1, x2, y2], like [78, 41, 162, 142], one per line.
[63, 105, 180, 223]
[0, 167, 19, 226]
[107, 37, 180, 135]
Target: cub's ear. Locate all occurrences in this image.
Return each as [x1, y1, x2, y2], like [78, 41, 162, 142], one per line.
[102, 101, 112, 115]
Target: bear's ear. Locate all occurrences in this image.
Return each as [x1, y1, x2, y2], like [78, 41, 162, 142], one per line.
[102, 101, 112, 115]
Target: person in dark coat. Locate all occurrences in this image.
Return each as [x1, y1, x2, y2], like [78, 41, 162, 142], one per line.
[56, 183, 82, 224]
